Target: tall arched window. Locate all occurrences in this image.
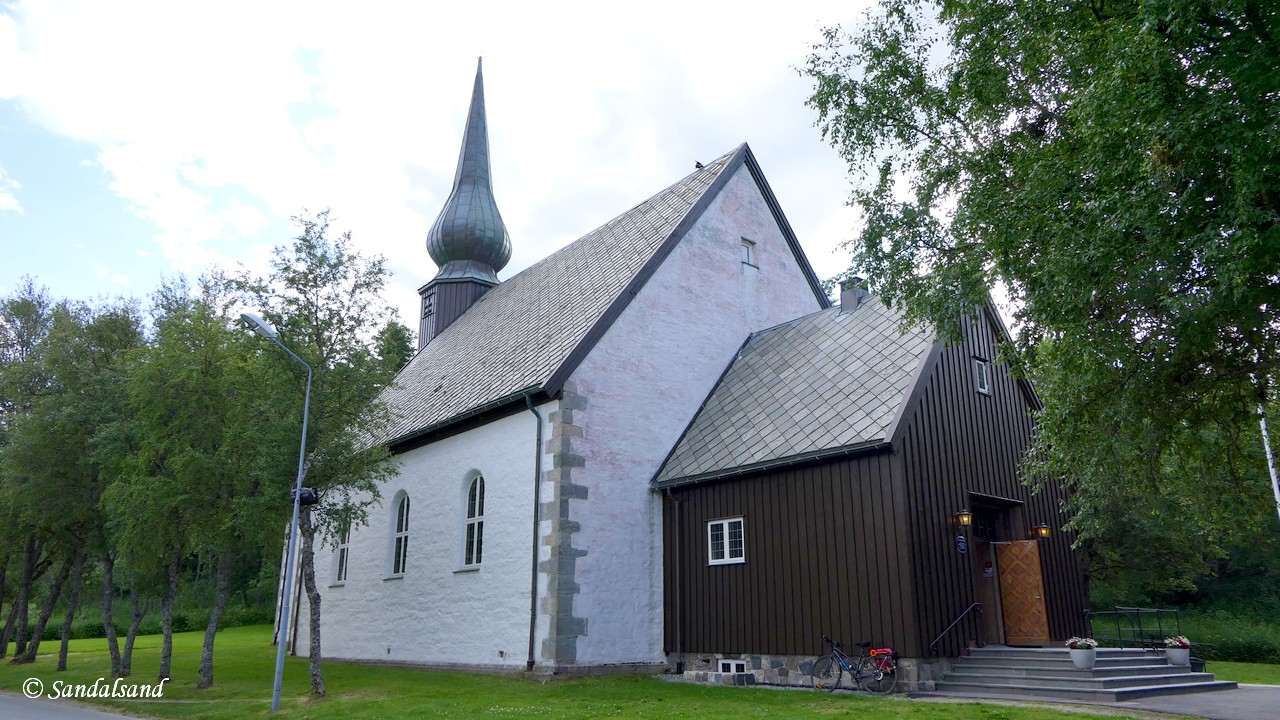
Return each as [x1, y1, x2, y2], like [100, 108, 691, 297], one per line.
[392, 494, 410, 575]
[464, 476, 484, 566]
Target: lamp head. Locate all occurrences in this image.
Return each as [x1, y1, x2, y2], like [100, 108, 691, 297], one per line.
[240, 312, 278, 340]
[1032, 524, 1051, 539]
[956, 509, 973, 527]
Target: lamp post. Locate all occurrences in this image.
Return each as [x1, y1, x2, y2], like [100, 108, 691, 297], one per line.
[241, 312, 311, 714]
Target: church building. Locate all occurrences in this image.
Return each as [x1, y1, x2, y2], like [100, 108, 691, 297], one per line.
[292, 60, 1087, 689]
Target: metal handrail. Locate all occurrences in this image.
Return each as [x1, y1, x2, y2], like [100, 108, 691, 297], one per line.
[929, 602, 983, 655]
[1085, 606, 1181, 648]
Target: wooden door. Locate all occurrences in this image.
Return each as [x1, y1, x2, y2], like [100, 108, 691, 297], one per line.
[995, 540, 1050, 646]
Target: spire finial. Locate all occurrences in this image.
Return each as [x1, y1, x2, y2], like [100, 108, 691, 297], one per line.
[426, 57, 511, 283]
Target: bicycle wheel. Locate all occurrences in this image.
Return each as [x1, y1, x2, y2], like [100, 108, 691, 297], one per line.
[811, 654, 842, 692]
[858, 656, 897, 694]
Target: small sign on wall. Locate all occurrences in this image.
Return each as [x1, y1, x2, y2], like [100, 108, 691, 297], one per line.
[983, 561, 994, 578]
[956, 534, 968, 554]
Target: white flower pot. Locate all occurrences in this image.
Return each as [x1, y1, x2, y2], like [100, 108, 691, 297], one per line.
[1166, 647, 1191, 666]
[1069, 647, 1097, 669]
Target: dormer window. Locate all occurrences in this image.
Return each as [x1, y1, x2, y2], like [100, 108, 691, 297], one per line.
[741, 238, 756, 267]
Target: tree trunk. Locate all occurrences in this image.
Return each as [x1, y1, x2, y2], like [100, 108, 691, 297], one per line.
[0, 602, 17, 660]
[197, 549, 234, 689]
[0, 555, 7, 644]
[157, 544, 180, 682]
[100, 556, 121, 677]
[120, 589, 149, 678]
[57, 549, 87, 670]
[17, 549, 76, 663]
[299, 510, 325, 697]
[10, 535, 38, 658]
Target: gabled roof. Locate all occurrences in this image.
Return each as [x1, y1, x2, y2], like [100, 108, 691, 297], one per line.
[652, 296, 935, 487]
[377, 143, 827, 448]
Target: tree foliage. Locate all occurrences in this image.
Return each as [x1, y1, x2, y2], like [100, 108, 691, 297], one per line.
[804, 0, 1280, 585]
[232, 210, 403, 695]
[0, 209, 407, 685]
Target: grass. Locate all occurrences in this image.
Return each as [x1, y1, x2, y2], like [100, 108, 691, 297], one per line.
[0, 625, 1171, 719]
[1204, 660, 1280, 685]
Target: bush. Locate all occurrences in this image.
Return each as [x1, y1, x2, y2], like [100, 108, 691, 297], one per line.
[1181, 610, 1280, 664]
[30, 603, 276, 643]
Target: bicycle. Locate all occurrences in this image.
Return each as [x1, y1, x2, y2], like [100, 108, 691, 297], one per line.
[810, 634, 898, 694]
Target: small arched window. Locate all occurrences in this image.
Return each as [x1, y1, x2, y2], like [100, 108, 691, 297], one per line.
[392, 494, 410, 575]
[464, 476, 485, 566]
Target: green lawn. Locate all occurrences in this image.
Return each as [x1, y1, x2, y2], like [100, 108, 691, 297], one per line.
[0, 625, 1170, 719]
[1205, 660, 1280, 685]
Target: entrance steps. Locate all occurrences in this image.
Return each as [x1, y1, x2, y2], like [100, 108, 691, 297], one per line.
[933, 647, 1237, 701]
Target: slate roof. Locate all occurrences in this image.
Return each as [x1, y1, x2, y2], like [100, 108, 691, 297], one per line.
[376, 147, 743, 447]
[653, 296, 936, 486]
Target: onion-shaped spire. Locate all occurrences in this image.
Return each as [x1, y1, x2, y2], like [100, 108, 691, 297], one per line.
[426, 57, 511, 284]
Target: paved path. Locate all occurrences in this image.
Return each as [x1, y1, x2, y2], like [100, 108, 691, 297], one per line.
[0, 692, 138, 720]
[1113, 685, 1280, 720]
[913, 685, 1280, 720]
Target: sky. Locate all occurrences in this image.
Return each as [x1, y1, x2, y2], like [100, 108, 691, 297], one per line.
[0, 0, 879, 329]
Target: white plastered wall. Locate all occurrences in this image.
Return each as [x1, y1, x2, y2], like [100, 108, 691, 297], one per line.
[295, 402, 554, 668]
[566, 165, 824, 664]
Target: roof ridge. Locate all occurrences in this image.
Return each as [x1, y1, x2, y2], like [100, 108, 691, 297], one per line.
[495, 146, 741, 286]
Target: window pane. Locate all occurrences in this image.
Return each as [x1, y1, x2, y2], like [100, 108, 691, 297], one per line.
[474, 521, 484, 565]
[476, 477, 485, 517]
[465, 523, 475, 565]
[398, 496, 410, 532]
[709, 522, 725, 560]
[394, 536, 407, 574]
[468, 481, 477, 519]
[337, 547, 348, 582]
[728, 519, 744, 559]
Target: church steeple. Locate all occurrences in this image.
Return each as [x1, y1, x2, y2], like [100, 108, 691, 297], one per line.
[426, 57, 511, 284]
[418, 58, 511, 349]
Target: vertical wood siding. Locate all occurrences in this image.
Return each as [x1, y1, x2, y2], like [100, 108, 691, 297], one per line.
[662, 307, 1087, 660]
[663, 450, 918, 657]
[895, 309, 1087, 657]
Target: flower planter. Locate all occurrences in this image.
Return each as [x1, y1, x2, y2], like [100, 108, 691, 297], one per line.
[1166, 647, 1191, 666]
[1069, 647, 1097, 669]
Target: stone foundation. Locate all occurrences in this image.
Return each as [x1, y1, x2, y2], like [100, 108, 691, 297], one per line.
[668, 652, 952, 692]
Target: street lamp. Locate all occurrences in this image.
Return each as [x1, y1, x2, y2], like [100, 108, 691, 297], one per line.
[241, 312, 312, 714]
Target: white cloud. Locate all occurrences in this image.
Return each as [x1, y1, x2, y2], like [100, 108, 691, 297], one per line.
[0, 165, 21, 213]
[2, 0, 874, 320]
[109, 274, 129, 285]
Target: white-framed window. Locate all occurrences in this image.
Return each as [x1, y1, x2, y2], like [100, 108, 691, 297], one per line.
[391, 494, 410, 576]
[464, 475, 485, 567]
[740, 238, 756, 266]
[974, 358, 991, 395]
[334, 526, 351, 584]
[707, 517, 745, 565]
[719, 659, 747, 673]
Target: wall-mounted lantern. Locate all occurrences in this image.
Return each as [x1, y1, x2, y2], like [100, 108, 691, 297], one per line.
[1031, 524, 1051, 539]
[956, 509, 973, 527]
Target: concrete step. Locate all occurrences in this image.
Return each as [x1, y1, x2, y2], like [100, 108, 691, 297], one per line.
[943, 670, 1220, 690]
[953, 663, 1195, 679]
[967, 646, 1156, 660]
[932, 679, 1238, 702]
[957, 655, 1160, 670]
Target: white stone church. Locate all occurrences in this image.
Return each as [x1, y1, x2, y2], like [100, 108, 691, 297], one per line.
[290, 60, 838, 673]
